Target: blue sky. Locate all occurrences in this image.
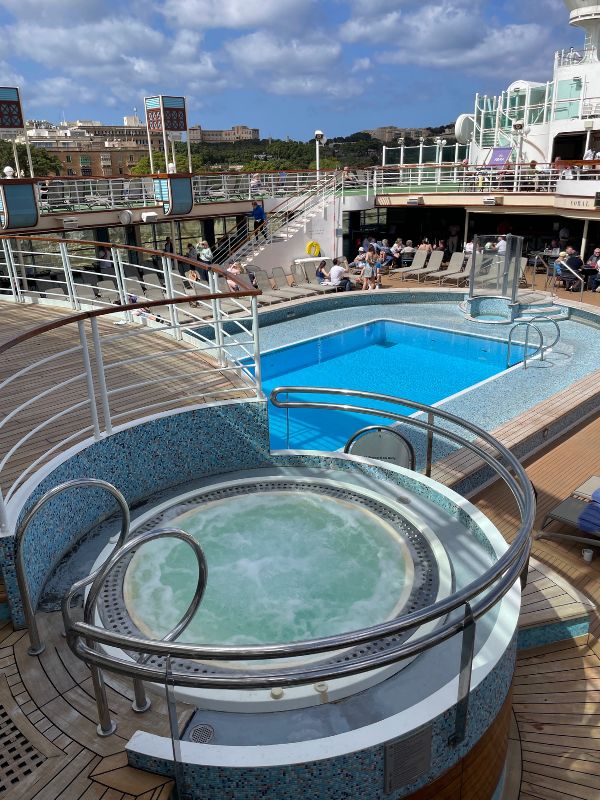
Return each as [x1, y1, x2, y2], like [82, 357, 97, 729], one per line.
[0, 0, 581, 139]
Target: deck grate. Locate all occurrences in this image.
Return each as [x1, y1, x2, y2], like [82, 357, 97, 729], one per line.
[0, 706, 46, 793]
[190, 724, 214, 744]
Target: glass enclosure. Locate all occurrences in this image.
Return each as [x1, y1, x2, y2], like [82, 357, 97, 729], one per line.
[468, 234, 524, 302]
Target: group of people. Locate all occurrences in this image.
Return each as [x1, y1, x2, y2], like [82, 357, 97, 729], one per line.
[554, 246, 600, 292]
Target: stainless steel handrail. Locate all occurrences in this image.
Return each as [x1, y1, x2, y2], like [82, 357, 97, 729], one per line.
[15, 478, 130, 655]
[62, 525, 207, 734]
[51, 387, 533, 742]
[528, 315, 561, 351]
[506, 322, 544, 369]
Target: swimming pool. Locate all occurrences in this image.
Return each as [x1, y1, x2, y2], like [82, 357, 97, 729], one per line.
[261, 319, 527, 450]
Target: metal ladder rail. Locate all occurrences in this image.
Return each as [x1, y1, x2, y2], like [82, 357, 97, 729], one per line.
[506, 321, 544, 369]
[528, 315, 561, 351]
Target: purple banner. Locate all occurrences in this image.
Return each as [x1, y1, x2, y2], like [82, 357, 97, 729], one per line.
[488, 147, 513, 168]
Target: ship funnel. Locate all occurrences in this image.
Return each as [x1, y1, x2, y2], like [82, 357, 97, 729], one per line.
[563, 0, 600, 58]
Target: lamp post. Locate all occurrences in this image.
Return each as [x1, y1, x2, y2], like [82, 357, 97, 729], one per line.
[418, 137, 425, 185]
[398, 137, 405, 167]
[435, 137, 447, 184]
[314, 130, 327, 179]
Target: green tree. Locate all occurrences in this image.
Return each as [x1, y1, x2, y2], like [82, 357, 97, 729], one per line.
[0, 140, 61, 176]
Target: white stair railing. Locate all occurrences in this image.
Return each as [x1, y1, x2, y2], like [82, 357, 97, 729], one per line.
[211, 173, 340, 266]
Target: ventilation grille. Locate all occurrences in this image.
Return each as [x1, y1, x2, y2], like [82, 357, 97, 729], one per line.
[384, 725, 432, 794]
[0, 706, 46, 794]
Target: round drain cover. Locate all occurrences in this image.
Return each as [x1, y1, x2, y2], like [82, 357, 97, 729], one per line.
[190, 724, 214, 743]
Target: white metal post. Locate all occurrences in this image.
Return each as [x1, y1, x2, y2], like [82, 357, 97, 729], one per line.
[2, 239, 22, 302]
[89, 317, 113, 436]
[162, 255, 181, 340]
[581, 218, 590, 262]
[251, 296, 264, 400]
[315, 139, 320, 179]
[59, 241, 79, 310]
[382, 146, 387, 167]
[207, 270, 225, 365]
[78, 320, 101, 440]
[0, 489, 8, 535]
[400, 144, 405, 167]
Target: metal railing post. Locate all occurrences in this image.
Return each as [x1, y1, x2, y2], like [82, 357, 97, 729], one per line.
[89, 317, 113, 435]
[78, 320, 101, 440]
[0, 489, 8, 535]
[251, 296, 264, 400]
[165, 656, 186, 796]
[161, 255, 181, 340]
[448, 603, 476, 746]
[207, 270, 225, 366]
[132, 676, 151, 713]
[90, 661, 118, 736]
[425, 412, 434, 477]
[2, 239, 23, 303]
[59, 241, 80, 310]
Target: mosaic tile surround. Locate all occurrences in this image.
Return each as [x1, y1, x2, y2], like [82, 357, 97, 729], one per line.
[0, 400, 497, 626]
[126, 635, 517, 800]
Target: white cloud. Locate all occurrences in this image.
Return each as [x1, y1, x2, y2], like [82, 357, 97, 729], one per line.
[0, 60, 25, 88]
[226, 31, 340, 74]
[27, 76, 95, 110]
[351, 57, 371, 73]
[163, 0, 313, 28]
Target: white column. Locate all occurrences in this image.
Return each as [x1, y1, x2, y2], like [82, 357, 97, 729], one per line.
[382, 146, 387, 167]
[581, 218, 590, 261]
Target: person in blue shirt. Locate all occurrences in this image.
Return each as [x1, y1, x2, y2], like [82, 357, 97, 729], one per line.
[251, 201, 268, 241]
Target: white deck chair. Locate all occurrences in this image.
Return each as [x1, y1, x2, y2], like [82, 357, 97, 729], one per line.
[415, 251, 444, 281]
[424, 252, 465, 283]
[442, 255, 472, 285]
[394, 250, 428, 280]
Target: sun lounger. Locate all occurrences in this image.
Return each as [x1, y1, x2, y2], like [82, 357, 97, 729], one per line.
[441, 254, 471, 285]
[252, 269, 287, 304]
[393, 250, 428, 279]
[271, 266, 314, 298]
[537, 476, 600, 546]
[291, 263, 335, 294]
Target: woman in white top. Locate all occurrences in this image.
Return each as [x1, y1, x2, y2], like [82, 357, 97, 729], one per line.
[197, 240, 213, 264]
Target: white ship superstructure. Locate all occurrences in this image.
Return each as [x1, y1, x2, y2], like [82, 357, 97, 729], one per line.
[457, 0, 600, 165]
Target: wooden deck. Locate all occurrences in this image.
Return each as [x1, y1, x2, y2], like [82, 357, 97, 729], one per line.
[0, 302, 253, 495]
[1, 294, 600, 798]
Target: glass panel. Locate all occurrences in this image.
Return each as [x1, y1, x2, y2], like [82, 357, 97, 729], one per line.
[468, 234, 524, 301]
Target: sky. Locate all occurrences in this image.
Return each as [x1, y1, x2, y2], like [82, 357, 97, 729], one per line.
[0, 0, 582, 140]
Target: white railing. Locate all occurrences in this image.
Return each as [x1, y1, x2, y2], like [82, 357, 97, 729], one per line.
[211, 172, 340, 265]
[372, 163, 560, 193]
[32, 171, 327, 215]
[0, 236, 264, 511]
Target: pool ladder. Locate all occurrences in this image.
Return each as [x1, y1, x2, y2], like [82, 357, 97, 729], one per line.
[506, 316, 561, 369]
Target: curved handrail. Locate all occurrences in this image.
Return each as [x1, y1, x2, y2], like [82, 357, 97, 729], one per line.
[62, 525, 207, 726]
[507, 322, 544, 369]
[59, 388, 534, 693]
[0, 232, 259, 291]
[15, 478, 130, 654]
[528, 315, 561, 351]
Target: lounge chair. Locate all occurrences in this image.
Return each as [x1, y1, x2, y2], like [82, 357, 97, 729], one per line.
[271, 266, 314, 299]
[291, 263, 335, 294]
[537, 477, 600, 547]
[415, 251, 444, 282]
[392, 250, 428, 280]
[252, 269, 287, 304]
[440, 254, 471, 285]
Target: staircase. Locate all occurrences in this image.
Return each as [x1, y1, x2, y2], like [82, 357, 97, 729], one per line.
[513, 290, 570, 322]
[211, 173, 340, 269]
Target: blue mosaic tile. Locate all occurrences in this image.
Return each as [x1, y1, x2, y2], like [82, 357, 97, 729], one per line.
[517, 617, 589, 650]
[127, 634, 517, 800]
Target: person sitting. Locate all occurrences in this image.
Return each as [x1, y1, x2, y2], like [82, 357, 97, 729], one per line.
[584, 247, 600, 290]
[417, 238, 433, 253]
[565, 246, 584, 291]
[402, 240, 416, 255]
[329, 259, 353, 291]
[348, 246, 367, 269]
[554, 251, 579, 291]
[315, 260, 331, 284]
[226, 260, 244, 292]
[391, 238, 403, 260]
[378, 239, 394, 266]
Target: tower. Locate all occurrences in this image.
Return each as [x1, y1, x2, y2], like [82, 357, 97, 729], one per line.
[564, 0, 600, 59]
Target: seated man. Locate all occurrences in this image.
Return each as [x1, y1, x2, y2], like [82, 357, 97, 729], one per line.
[565, 246, 584, 291]
[584, 247, 600, 290]
[348, 247, 367, 270]
[329, 258, 354, 291]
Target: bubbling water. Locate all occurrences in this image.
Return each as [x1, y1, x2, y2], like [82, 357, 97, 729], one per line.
[124, 492, 412, 646]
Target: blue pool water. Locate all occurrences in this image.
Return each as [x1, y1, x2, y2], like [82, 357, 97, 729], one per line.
[260, 320, 526, 451]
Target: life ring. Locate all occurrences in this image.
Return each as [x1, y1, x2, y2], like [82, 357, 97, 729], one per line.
[306, 241, 321, 257]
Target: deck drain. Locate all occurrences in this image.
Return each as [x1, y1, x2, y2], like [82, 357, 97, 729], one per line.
[190, 724, 215, 743]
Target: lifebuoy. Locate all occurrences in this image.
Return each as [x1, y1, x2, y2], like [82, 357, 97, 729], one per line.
[306, 241, 321, 257]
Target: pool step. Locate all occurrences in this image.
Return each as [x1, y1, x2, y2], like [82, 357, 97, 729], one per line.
[517, 559, 593, 650]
